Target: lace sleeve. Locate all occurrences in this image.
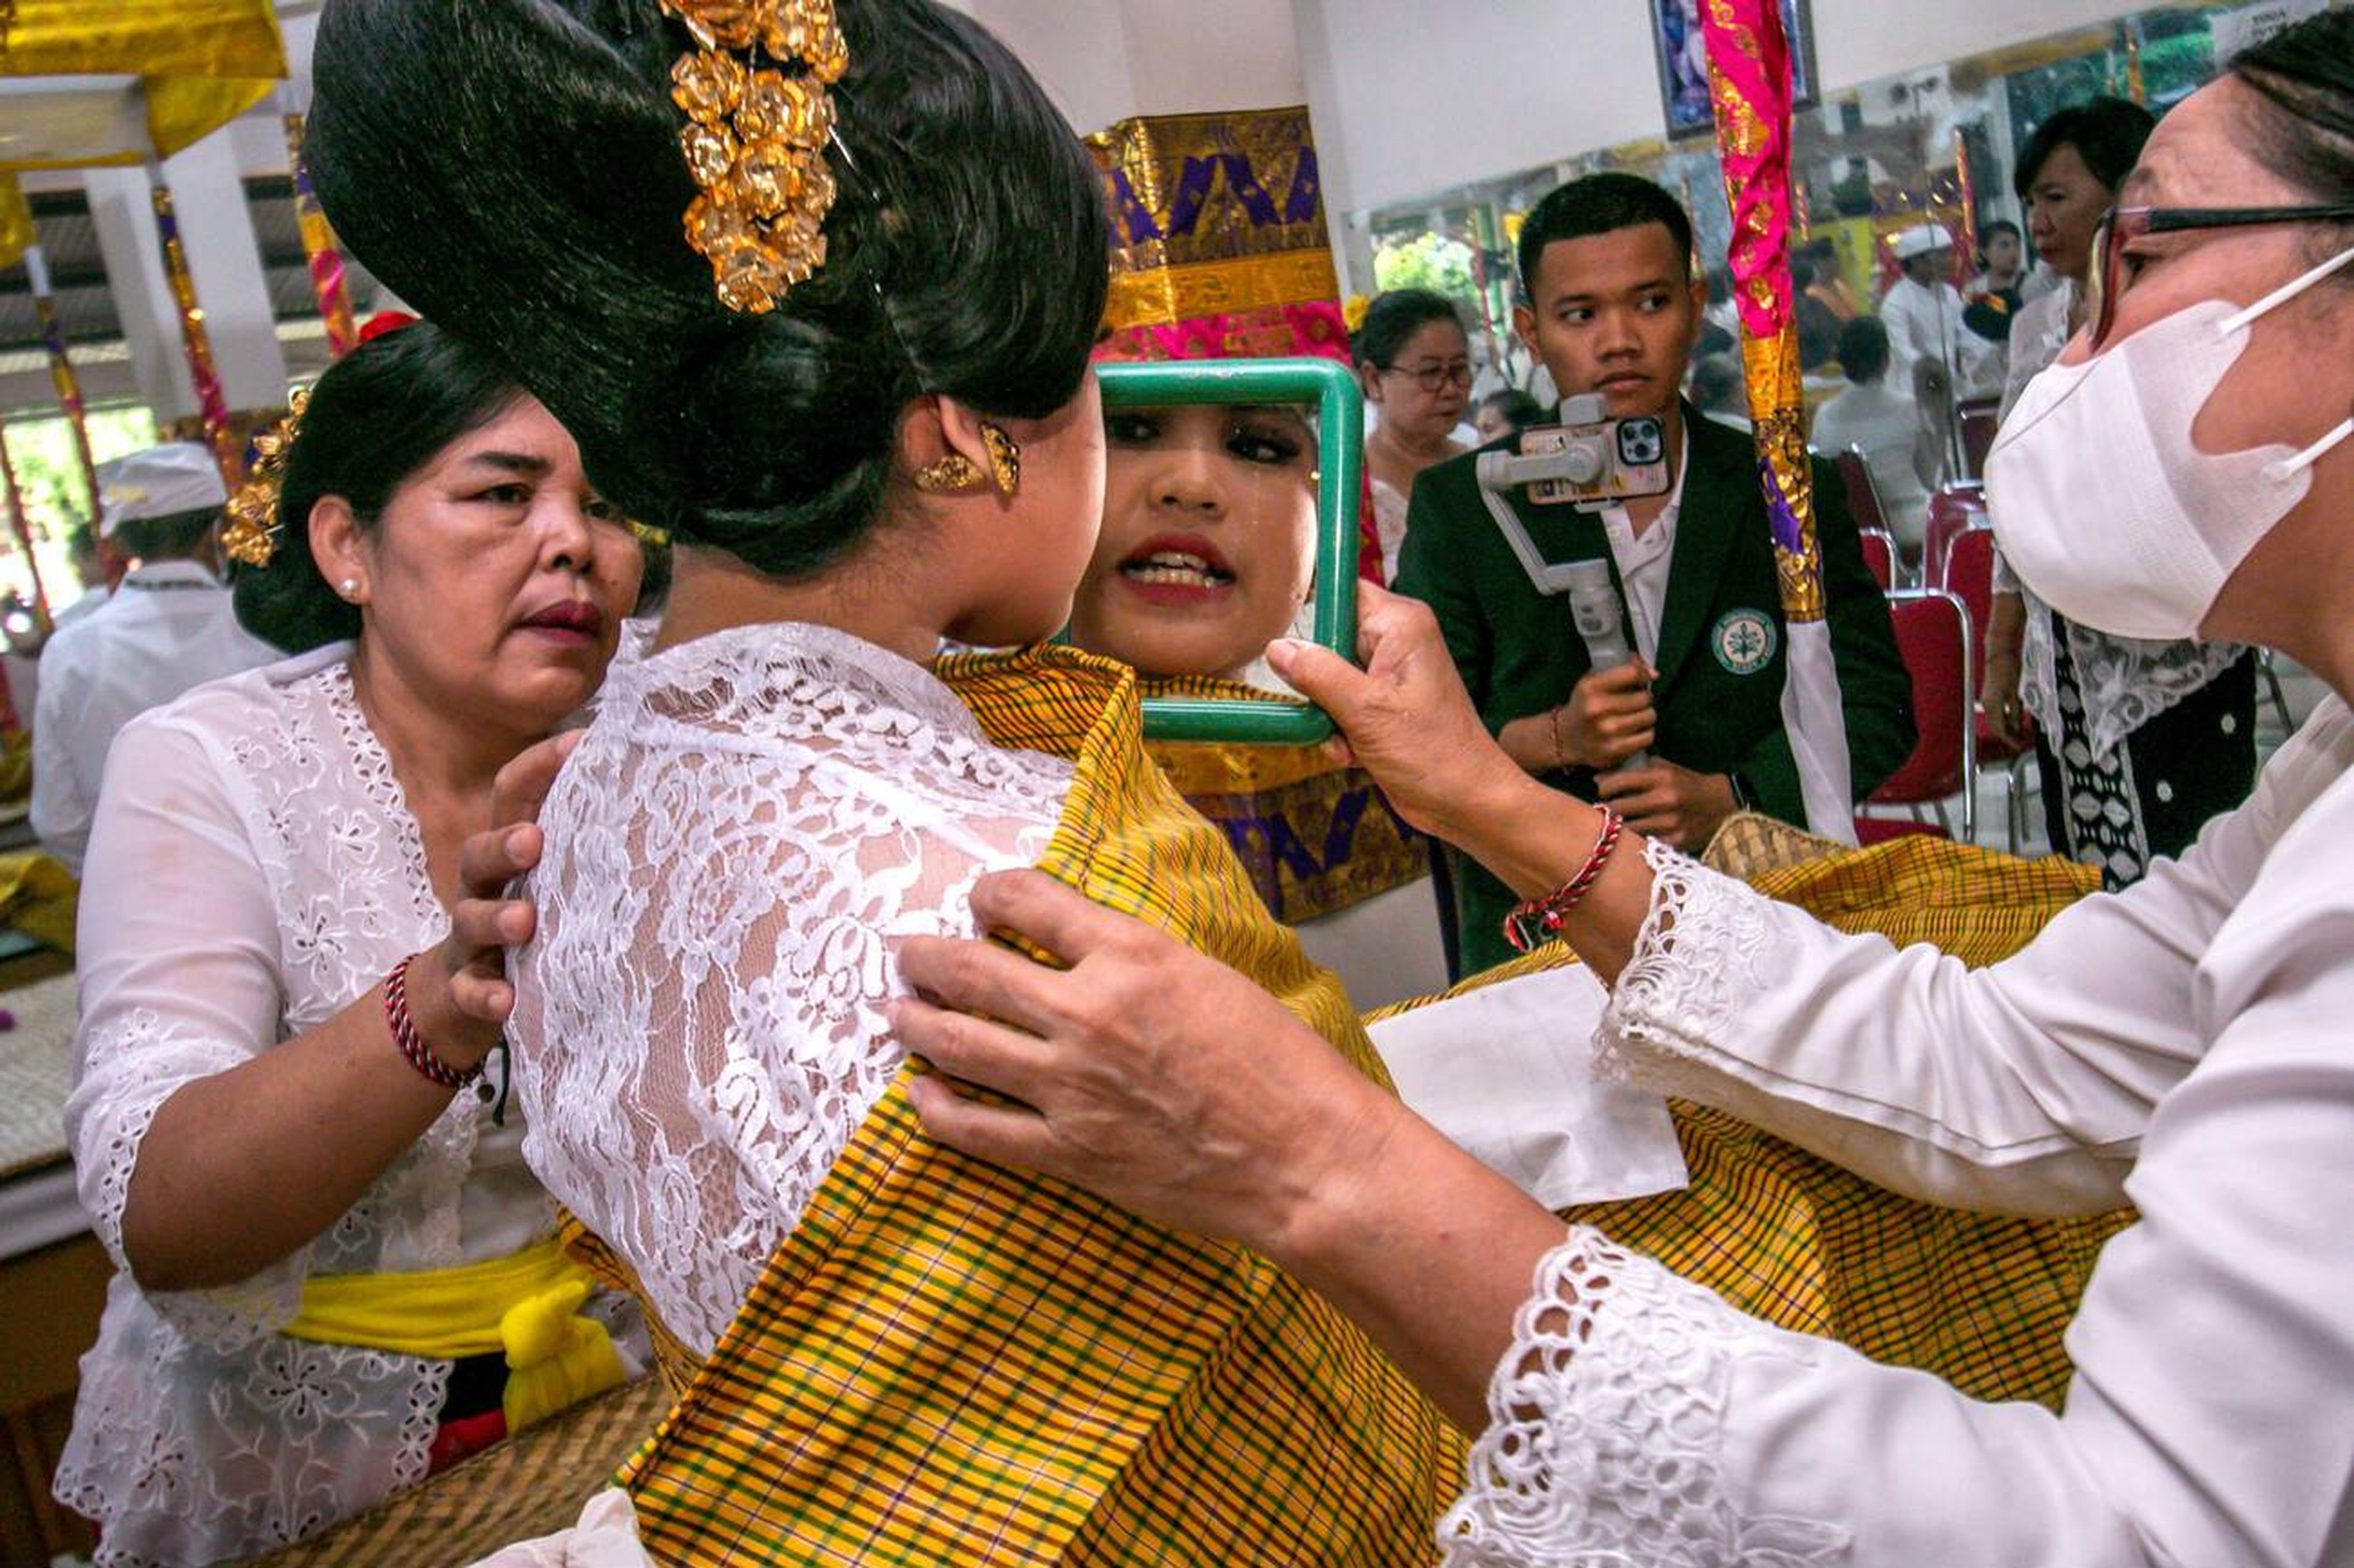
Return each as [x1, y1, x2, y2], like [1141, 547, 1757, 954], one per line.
[1590, 837, 2216, 1216]
[513, 695, 1068, 1356]
[63, 716, 308, 1351]
[1438, 1225, 1848, 1567]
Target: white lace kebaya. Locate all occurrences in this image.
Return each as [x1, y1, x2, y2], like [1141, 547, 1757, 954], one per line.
[509, 621, 1072, 1357]
[56, 646, 576, 1568]
[1440, 700, 2354, 1567]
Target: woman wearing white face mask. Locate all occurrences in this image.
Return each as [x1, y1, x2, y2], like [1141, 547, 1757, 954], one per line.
[1982, 94, 2264, 890]
[885, 16, 2354, 1566]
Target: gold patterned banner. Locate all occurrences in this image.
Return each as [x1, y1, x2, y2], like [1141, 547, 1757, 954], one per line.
[150, 184, 243, 484]
[22, 245, 104, 526]
[0, 176, 30, 271]
[1104, 250, 1341, 336]
[1144, 676, 1428, 924]
[283, 114, 359, 359]
[1702, 0, 1823, 623]
[1087, 107, 1329, 275]
[0, 0, 284, 168]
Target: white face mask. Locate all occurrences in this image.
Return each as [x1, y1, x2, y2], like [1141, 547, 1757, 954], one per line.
[1986, 242, 2354, 641]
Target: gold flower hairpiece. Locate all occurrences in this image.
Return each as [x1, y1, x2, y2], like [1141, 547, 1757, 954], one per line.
[661, 0, 849, 314]
[222, 388, 309, 569]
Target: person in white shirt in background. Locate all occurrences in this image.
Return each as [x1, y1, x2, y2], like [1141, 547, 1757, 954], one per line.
[31, 443, 279, 876]
[1809, 315, 1936, 552]
[1879, 223, 1959, 373]
[52, 521, 112, 631]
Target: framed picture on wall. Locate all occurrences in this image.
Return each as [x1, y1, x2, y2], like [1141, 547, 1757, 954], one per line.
[1651, 0, 1820, 139]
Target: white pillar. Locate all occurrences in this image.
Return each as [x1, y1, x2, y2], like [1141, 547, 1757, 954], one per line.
[79, 124, 288, 429]
[158, 129, 289, 409]
[81, 165, 196, 421]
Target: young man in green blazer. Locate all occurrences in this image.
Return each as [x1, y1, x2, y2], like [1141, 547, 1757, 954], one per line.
[1395, 174, 1915, 975]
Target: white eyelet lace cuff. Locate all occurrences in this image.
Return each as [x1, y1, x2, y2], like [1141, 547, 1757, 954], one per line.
[1592, 838, 1789, 1101]
[65, 1010, 307, 1353]
[1438, 1226, 1849, 1567]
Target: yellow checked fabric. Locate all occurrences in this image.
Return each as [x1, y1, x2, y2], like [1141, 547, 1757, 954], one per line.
[615, 643, 1463, 1567]
[1376, 835, 2129, 1410]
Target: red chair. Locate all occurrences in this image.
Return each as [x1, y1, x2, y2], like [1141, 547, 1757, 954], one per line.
[1957, 396, 2002, 481]
[1831, 446, 1890, 538]
[1923, 486, 1988, 588]
[1938, 524, 2037, 850]
[1860, 588, 1975, 844]
[1858, 526, 1898, 591]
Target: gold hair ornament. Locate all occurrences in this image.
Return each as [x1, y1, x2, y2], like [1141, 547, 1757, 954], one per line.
[221, 388, 309, 569]
[661, 0, 849, 314]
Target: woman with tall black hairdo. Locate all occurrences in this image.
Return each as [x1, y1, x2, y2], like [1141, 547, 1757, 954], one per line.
[304, 2, 1466, 1560]
[53, 322, 649, 1566]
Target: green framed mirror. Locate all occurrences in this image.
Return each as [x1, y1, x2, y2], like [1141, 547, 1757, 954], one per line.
[1094, 357, 1362, 744]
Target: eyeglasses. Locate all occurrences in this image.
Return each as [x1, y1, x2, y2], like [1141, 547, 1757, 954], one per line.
[2088, 203, 2354, 349]
[1384, 359, 1474, 394]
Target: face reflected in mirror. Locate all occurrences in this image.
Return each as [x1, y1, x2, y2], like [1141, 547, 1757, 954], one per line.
[1068, 402, 1318, 687]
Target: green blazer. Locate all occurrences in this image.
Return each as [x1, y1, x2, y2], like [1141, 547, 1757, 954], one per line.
[1394, 404, 1916, 974]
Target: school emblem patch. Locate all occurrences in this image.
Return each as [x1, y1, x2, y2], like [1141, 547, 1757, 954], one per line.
[1711, 608, 1777, 675]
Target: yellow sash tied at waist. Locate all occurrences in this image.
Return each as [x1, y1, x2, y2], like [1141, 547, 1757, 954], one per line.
[285, 1235, 626, 1433]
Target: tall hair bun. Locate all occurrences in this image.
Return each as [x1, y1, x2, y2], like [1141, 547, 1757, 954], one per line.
[308, 0, 1108, 579]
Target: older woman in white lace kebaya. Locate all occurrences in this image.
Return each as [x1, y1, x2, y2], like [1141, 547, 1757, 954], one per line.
[55, 322, 647, 1568]
[897, 24, 2354, 1568]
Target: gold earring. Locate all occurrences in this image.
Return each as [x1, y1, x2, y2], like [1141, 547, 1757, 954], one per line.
[979, 424, 1021, 496]
[914, 454, 982, 493]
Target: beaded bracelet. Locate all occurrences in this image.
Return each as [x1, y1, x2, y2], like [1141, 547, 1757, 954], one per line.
[1501, 806, 1626, 954]
[384, 954, 483, 1091]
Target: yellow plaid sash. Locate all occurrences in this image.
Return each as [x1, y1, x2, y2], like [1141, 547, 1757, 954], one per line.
[1374, 835, 2129, 1408]
[615, 645, 1464, 1566]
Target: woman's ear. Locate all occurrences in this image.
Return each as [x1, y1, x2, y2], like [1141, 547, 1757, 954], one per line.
[904, 395, 1013, 499]
[1357, 364, 1384, 406]
[308, 496, 370, 603]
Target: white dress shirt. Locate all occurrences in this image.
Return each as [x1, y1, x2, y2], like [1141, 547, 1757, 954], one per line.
[1595, 426, 1691, 667]
[1883, 273, 2006, 400]
[1442, 694, 2354, 1566]
[50, 585, 110, 632]
[31, 559, 277, 875]
[1810, 378, 1930, 548]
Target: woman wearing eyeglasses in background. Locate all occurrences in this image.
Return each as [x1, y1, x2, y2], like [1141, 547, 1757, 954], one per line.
[1352, 288, 1473, 581]
[896, 16, 2354, 1563]
[1981, 95, 2265, 888]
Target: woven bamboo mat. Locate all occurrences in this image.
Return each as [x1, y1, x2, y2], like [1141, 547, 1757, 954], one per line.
[0, 970, 79, 1181]
[238, 1375, 672, 1568]
[1700, 810, 1848, 880]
